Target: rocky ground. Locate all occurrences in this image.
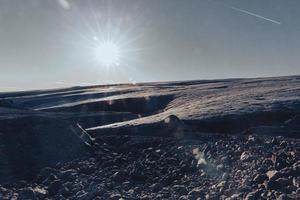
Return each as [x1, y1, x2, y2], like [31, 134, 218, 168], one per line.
[1, 133, 299, 200]
[1, 76, 300, 199]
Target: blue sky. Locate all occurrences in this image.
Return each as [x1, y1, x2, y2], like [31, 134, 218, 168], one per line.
[0, 0, 299, 91]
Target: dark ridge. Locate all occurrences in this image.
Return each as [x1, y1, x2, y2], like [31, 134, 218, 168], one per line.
[207, 85, 229, 90]
[1, 75, 299, 99]
[0, 90, 85, 101]
[88, 115, 189, 139]
[0, 116, 90, 183]
[240, 76, 299, 85]
[0, 86, 86, 99]
[0, 79, 229, 99]
[184, 111, 300, 135]
[43, 95, 174, 115]
[14, 89, 134, 109]
[0, 99, 14, 108]
[87, 111, 300, 139]
[62, 112, 138, 129]
[152, 80, 228, 87]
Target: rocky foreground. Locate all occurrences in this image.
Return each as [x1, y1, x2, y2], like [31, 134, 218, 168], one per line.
[1, 133, 299, 200]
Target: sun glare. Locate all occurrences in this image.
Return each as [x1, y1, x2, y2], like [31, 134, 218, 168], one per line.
[94, 41, 121, 67]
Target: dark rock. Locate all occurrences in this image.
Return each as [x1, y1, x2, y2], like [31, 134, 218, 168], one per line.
[48, 180, 62, 196]
[42, 174, 58, 186]
[244, 190, 260, 200]
[216, 164, 224, 171]
[227, 194, 241, 199]
[129, 162, 147, 182]
[253, 174, 268, 184]
[238, 185, 252, 193]
[178, 195, 189, 200]
[276, 178, 293, 187]
[277, 194, 299, 200]
[261, 159, 273, 169]
[109, 193, 122, 200]
[59, 169, 77, 181]
[267, 178, 292, 191]
[110, 171, 126, 182]
[280, 167, 293, 177]
[77, 192, 89, 200]
[0, 186, 8, 196]
[163, 115, 191, 139]
[285, 185, 297, 194]
[79, 165, 96, 175]
[173, 185, 188, 195]
[162, 172, 182, 184]
[244, 126, 289, 137]
[279, 141, 288, 148]
[17, 188, 36, 200]
[140, 194, 151, 199]
[149, 183, 161, 193]
[188, 188, 205, 198]
[39, 167, 57, 178]
[61, 186, 71, 198]
[293, 177, 300, 187]
[292, 161, 300, 177]
[222, 172, 229, 180]
[272, 152, 289, 170]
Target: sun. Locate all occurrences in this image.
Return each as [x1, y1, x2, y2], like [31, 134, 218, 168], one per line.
[94, 41, 121, 67]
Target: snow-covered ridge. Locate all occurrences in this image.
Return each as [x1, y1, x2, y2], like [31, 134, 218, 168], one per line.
[1, 75, 299, 136]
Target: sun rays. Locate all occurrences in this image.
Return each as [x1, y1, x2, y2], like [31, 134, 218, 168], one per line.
[93, 39, 121, 67]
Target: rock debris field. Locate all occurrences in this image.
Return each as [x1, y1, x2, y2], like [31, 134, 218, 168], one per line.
[0, 76, 300, 199]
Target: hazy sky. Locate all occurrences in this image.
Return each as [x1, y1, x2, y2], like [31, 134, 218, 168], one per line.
[1, 0, 299, 91]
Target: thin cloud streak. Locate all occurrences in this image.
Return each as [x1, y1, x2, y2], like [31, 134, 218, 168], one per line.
[57, 0, 71, 10]
[229, 6, 281, 25]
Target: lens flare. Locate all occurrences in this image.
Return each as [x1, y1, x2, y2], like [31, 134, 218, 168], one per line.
[94, 41, 121, 67]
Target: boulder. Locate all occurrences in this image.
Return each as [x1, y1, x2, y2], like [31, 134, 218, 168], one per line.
[266, 177, 292, 191]
[253, 174, 268, 184]
[163, 115, 191, 138]
[272, 152, 289, 170]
